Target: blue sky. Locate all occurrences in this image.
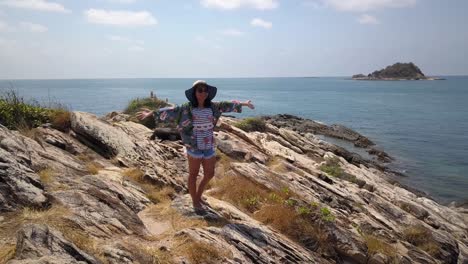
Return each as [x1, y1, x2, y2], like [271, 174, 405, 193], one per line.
[0, 0, 467, 79]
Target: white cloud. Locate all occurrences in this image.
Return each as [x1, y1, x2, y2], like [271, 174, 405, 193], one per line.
[201, 0, 278, 10]
[1, 0, 71, 13]
[323, 0, 416, 12]
[84, 9, 157, 26]
[221, 28, 244, 36]
[250, 18, 272, 29]
[357, 14, 379, 24]
[20, 22, 48, 32]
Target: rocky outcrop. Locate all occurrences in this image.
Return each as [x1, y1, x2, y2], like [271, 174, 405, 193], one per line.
[1, 111, 467, 264]
[0, 125, 49, 212]
[172, 195, 332, 263]
[262, 114, 393, 165]
[352, 62, 444, 80]
[9, 224, 99, 264]
[263, 114, 375, 148]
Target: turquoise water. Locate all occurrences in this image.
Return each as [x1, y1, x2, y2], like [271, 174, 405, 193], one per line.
[1, 77, 467, 204]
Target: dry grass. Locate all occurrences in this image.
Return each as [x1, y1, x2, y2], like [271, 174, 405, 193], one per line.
[255, 204, 301, 234]
[210, 175, 271, 213]
[121, 167, 175, 204]
[267, 156, 289, 174]
[146, 202, 207, 233]
[216, 151, 233, 173]
[38, 167, 55, 185]
[211, 174, 333, 254]
[124, 243, 174, 264]
[0, 206, 104, 260]
[86, 161, 103, 175]
[59, 221, 98, 255]
[21, 206, 70, 223]
[49, 109, 71, 132]
[403, 225, 440, 257]
[364, 235, 396, 257]
[177, 237, 232, 264]
[145, 186, 175, 204]
[77, 153, 92, 162]
[0, 244, 16, 263]
[17, 124, 43, 145]
[122, 168, 145, 182]
[254, 204, 329, 252]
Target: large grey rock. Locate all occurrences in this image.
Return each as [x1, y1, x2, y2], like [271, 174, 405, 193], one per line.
[0, 125, 48, 212]
[71, 112, 138, 159]
[8, 224, 99, 264]
[263, 114, 376, 148]
[52, 174, 150, 238]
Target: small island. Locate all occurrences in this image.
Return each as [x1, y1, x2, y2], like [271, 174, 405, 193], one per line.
[352, 62, 444, 80]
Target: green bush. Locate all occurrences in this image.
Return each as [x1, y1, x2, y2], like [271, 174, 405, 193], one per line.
[320, 164, 343, 177]
[319, 159, 343, 178]
[320, 207, 336, 222]
[0, 91, 52, 130]
[124, 97, 169, 115]
[234, 117, 267, 132]
[124, 97, 170, 129]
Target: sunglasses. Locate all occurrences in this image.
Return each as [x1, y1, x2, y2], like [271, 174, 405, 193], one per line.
[196, 86, 208, 93]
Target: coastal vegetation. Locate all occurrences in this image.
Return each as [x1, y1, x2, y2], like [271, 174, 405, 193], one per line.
[124, 96, 170, 129]
[320, 157, 367, 188]
[124, 96, 169, 116]
[0, 90, 71, 132]
[234, 117, 267, 132]
[352, 62, 440, 80]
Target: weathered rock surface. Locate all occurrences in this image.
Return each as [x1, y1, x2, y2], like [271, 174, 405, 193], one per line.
[0, 125, 49, 212]
[263, 114, 376, 148]
[1, 111, 467, 264]
[172, 194, 332, 263]
[8, 224, 99, 264]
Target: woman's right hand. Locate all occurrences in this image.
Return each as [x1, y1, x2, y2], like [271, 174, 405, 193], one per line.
[135, 108, 154, 120]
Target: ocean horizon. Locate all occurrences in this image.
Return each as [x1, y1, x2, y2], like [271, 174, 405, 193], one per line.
[1, 77, 467, 204]
[2, 75, 467, 80]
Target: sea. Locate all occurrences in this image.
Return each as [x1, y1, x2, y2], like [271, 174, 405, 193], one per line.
[1, 77, 467, 205]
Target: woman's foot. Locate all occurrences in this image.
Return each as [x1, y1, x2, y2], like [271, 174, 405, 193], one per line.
[193, 202, 206, 215]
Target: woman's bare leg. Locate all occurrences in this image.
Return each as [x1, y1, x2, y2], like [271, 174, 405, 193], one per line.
[188, 155, 202, 208]
[196, 156, 216, 204]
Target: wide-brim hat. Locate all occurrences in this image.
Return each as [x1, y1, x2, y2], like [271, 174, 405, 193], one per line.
[185, 80, 217, 104]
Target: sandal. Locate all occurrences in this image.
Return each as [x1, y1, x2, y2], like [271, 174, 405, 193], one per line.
[194, 206, 207, 215]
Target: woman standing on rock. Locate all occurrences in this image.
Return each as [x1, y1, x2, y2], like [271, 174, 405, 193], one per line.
[136, 80, 255, 213]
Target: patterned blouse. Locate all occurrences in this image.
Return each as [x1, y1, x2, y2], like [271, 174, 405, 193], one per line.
[192, 107, 215, 150]
[154, 101, 242, 151]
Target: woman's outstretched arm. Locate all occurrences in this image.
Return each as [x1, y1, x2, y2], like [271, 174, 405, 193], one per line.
[215, 100, 255, 114]
[136, 105, 182, 123]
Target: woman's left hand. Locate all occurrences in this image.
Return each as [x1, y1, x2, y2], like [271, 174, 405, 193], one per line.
[243, 100, 255, 109]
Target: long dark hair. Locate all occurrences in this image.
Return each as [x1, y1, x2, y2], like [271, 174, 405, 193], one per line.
[191, 88, 212, 108]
